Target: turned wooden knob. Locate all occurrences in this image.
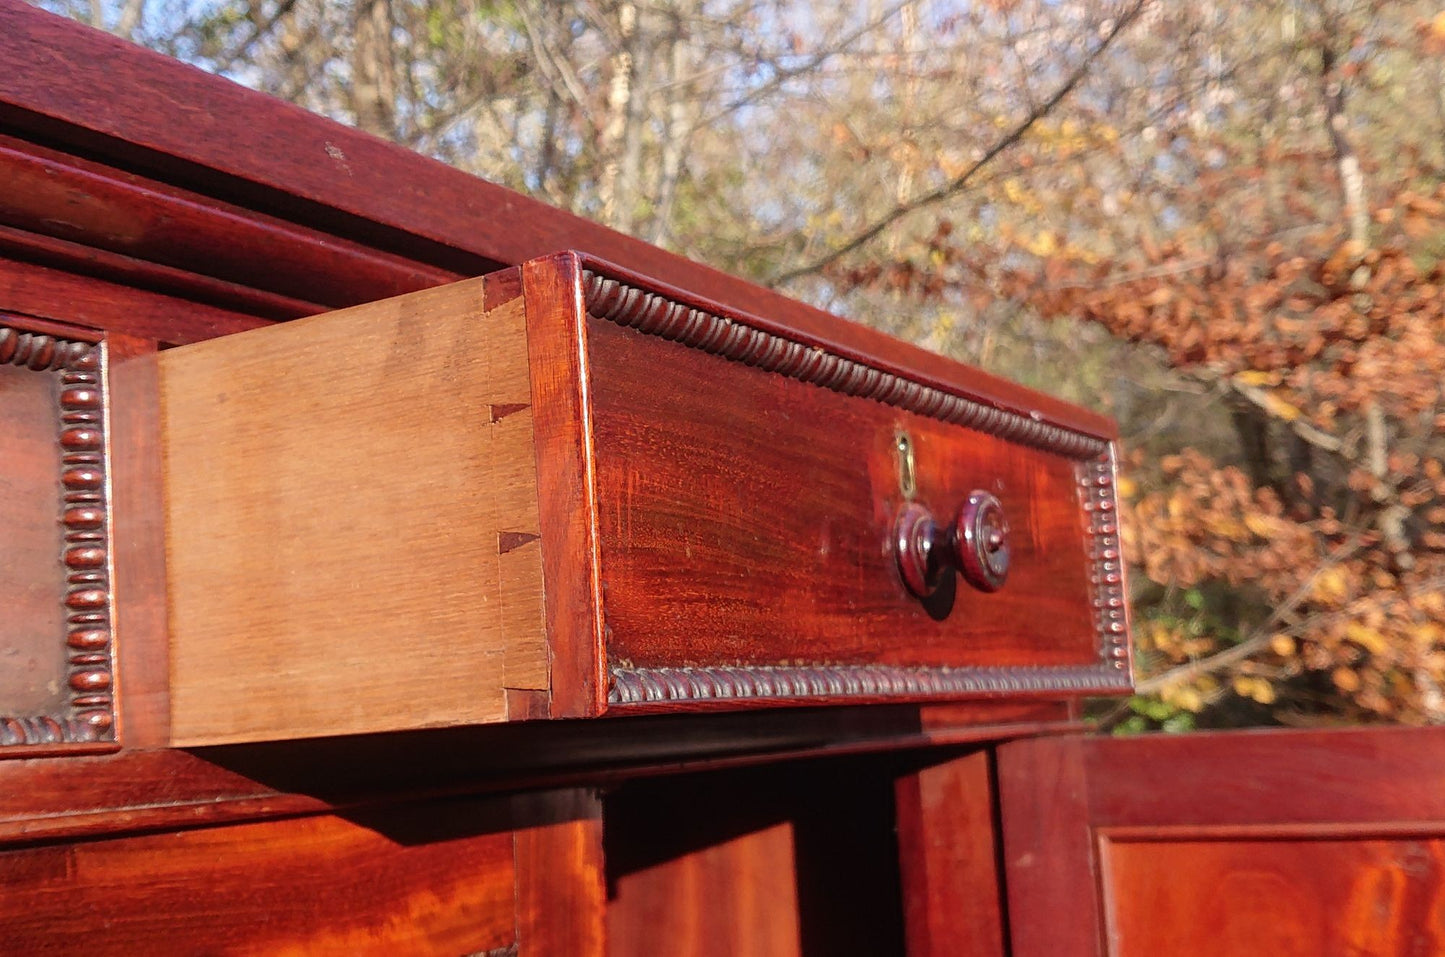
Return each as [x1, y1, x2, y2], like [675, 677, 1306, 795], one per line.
[895, 492, 1010, 599]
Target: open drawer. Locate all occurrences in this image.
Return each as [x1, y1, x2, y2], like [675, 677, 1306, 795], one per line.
[161, 252, 1132, 744]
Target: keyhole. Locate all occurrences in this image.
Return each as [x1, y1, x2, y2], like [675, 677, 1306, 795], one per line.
[895, 431, 917, 500]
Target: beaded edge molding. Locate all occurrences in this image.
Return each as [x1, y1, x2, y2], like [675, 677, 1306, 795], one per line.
[608, 454, 1132, 707]
[578, 270, 1132, 707]
[1079, 447, 1133, 676]
[581, 269, 1107, 460]
[610, 661, 1133, 706]
[0, 326, 115, 747]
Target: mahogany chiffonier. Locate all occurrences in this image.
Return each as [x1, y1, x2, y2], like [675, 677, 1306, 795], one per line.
[2, 4, 1443, 956]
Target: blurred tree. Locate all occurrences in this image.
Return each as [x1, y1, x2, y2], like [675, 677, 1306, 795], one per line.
[811, 0, 1445, 728]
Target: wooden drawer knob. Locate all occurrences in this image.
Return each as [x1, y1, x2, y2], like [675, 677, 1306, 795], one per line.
[895, 492, 1010, 599]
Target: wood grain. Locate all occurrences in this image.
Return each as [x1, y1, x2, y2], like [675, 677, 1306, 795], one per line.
[520, 254, 606, 717]
[0, 255, 269, 344]
[995, 735, 1103, 957]
[997, 725, 1445, 957]
[895, 751, 1007, 957]
[0, 133, 456, 314]
[1084, 726, 1445, 832]
[588, 313, 1098, 670]
[0, 220, 322, 321]
[0, 353, 67, 719]
[606, 759, 907, 957]
[0, 798, 518, 956]
[496, 408, 548, 695]
[106, 333, 170, 747]
[0, 703, 1065, 846]
[610, 818, 802, 957]
[514, 789, 606, 956]
[1103, 837, 1445, 957]
[162, 276, 544, 744]
[0, 319, 118, 751]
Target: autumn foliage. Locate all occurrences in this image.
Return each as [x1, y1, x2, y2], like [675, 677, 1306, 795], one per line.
[826, 3, 1445, 727]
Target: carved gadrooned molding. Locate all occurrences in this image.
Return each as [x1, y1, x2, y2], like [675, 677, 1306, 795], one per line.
[0, 324, 115, 749]
[580, 269, 1132, 708]
[610, 661, 1133, 706]
[581, 268, 1108, 460]
[607, 453, 1134, 707]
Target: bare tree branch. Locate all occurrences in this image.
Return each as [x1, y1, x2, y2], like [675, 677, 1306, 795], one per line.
[114, 0, 146, 40]
[1135, 535, 1366, 696]
[213, 0, 300, 76]
[769, 0, 1152, 288]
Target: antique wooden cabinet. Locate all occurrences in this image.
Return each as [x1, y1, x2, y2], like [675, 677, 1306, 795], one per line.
[1, 4, 1442, 955]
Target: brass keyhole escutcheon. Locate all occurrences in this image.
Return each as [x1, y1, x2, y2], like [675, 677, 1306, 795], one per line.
[895, 431, 917, 500]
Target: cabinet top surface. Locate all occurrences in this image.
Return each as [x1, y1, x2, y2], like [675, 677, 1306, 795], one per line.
[0, 1, 1113, 440]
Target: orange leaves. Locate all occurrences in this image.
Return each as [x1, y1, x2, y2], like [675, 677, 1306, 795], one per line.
[1001, 226, 1445, 427]
[1233, 675, 1277, 705]
[1127, 449, 1315, 591]
[1122, 438, 1445, 723]
[1309, 566, 1352, 607]
[1333, 667, 1363, 693]
[812, 20, 1445, 725]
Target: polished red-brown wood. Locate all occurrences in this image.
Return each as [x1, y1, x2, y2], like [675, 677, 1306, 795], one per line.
[0, 316, 118, 754]
[606, 759, 907, 956]
[998, 726, 1445, 957]
[0, 256, 268, 343]
[895, 751, 1008, 957]
[996, 735, 1103, 956]
[105, 333, 169, 748]
[0, 2, 1114, 440]
[588, 313, 1096, 669]
[1103, 836, 1445, 956]
[0, 133, 457, 314]
[515, 789, 607, 957]
[609, 818, 803, 956]
[0, 798, 519, 955]
[0, 337, 69, 720]
[0, 703, 1068, 845]
[0, 5, 1143, 953]
[471, 253, 1128, 713]
[520, 254, 607, 717]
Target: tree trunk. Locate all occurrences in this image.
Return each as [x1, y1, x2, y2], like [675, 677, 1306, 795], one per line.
[351, 0, 397, 139]
[597, 1, 638, 229]
[1319, 44, 1369, 248]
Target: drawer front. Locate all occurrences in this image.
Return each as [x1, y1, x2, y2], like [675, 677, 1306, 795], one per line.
[575, 260, 1131, 709]
[157, 254, 1129, 742]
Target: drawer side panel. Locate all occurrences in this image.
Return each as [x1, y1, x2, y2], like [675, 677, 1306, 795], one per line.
[162, 277, 544, 744]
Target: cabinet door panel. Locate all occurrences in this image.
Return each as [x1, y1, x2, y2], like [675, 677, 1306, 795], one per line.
[1104, 836, 1445, 956]
[997, 727, 1445, 956]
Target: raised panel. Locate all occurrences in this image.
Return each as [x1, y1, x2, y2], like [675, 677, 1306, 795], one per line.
[1103, 837, 1445, 956]
[0, 320, 115, 752]
[998, 727, 1445, 957]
